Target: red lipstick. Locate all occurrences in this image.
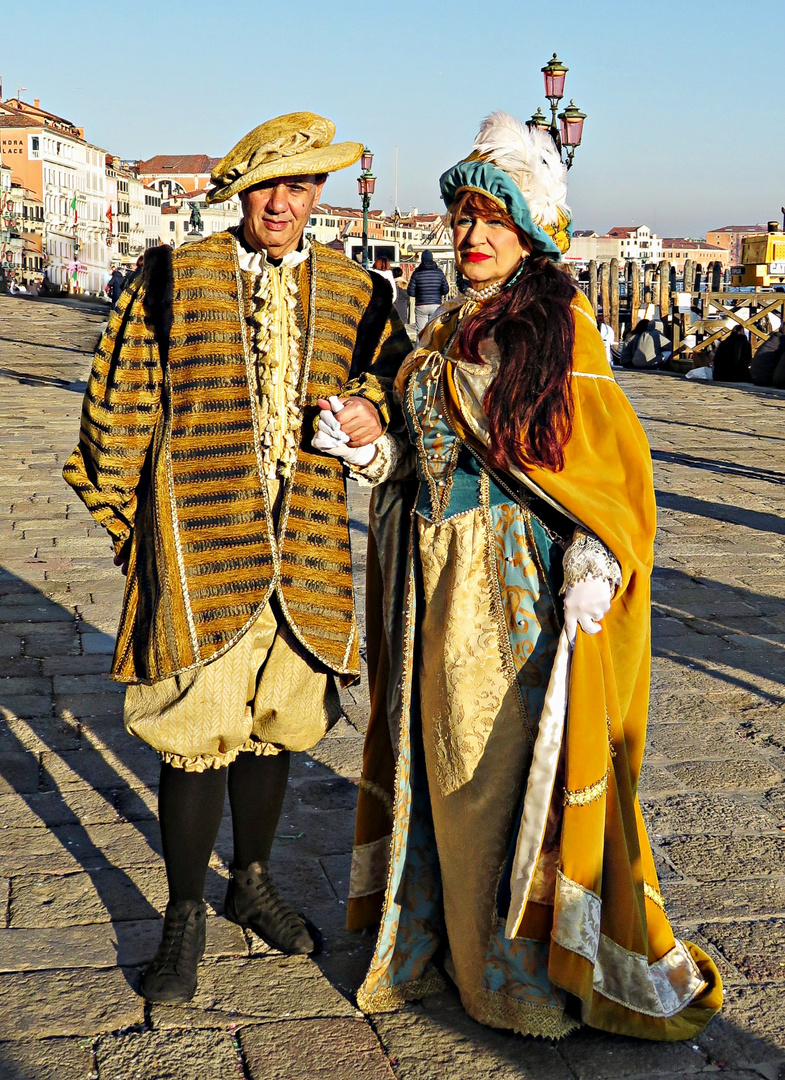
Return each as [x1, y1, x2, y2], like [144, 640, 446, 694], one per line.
[464, 252, 491, 262]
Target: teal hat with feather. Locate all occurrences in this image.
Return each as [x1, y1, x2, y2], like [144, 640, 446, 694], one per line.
[439, 111, 572, 261]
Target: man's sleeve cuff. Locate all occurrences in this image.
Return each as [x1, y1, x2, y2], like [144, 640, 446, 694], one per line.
[340, 373, 392, 432]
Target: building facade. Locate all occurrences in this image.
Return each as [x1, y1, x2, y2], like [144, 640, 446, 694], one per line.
[705, 225, 766, 266]
[12, 178, 45, 283]
[605, 225, 663, 263]
[0, 100, 112, 292]
[137, 155, 220, 198]
[661, 238, 729, 273]
[563, 226, 663, 266]
[0, 160, 20, 280]
[143, 187, 162, 250]
[127, 172, 146, 259]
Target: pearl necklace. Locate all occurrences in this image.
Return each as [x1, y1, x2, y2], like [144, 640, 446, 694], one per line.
[460, 257, 528, 302]
[462, 280, 504, 301]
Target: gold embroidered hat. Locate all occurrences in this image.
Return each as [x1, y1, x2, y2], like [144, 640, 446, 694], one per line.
[206, 112, 364, 203]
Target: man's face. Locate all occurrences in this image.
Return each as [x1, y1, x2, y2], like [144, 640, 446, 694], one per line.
[240, 174, 325, 258]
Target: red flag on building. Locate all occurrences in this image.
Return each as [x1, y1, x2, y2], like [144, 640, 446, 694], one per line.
[106, 205, 113, 233]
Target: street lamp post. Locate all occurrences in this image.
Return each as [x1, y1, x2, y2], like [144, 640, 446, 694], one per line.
[530, 54, 587, 169]
[357, 148, 375, 269]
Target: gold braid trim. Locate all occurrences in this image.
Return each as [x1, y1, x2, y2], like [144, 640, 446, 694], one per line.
[470, 988, 581, 1040]
[356, 968, 446, 1014]
[564, 765, 610, 807]
[359, 778, 394, 819]
[644, 882, 666, 911]
[606, 710, 617, 757]
[479, 472, 520, 691]
[342, 372, 391, 428]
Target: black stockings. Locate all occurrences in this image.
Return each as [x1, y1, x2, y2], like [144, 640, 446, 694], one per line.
[227, 750, 290, 869]
[157, 751, 291, 903]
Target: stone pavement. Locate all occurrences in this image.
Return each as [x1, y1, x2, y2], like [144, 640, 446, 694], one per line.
[0, 292, 783, 1079]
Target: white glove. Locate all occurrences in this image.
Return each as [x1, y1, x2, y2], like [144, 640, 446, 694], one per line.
[312, 395, 376, 467]
[563, 577, 612, 647]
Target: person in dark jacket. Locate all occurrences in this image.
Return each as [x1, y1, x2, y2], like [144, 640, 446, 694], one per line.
[750, 330, 785, 387]
[713, 324, 751, 382]
[407, 250, 449, 332]
[107, 267, 125, 308]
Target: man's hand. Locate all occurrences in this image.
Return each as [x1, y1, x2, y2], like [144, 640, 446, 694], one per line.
[113, 551, 129, 576]
[313, 401, 376, 466]
[317, 396, 381, 446]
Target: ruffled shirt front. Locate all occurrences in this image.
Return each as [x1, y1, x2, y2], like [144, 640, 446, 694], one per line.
[236, 236, 312, 479]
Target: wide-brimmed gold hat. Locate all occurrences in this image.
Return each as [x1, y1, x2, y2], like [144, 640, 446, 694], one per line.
[206, 112, 363, 203]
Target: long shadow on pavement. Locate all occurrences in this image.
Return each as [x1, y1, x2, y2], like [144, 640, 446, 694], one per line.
[652, 448, 784, 489]
[0, 568, 782, 1076]
[656, 490, 785, 537]
[0, 367, 87, 392]
[650, 564, 785, 702]
[0, 568, 230, 990]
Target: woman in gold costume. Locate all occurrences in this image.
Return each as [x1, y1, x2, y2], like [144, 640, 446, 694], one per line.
[316, 112, 723, 1040]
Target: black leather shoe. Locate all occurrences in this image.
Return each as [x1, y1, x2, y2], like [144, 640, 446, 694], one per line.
[225, 861, 322, 955]
[140, 899, 207, 1004]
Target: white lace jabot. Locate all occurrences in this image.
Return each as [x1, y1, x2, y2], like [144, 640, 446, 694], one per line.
[235, 234, 311, 276]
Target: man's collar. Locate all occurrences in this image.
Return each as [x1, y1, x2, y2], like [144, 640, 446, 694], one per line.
[235, 223, 311, 274]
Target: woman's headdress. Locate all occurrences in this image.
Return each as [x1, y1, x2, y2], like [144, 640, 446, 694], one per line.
[439, 111, 572, 259]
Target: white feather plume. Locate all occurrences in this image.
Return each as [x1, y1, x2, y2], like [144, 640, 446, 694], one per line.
[472, 110, 569, 228]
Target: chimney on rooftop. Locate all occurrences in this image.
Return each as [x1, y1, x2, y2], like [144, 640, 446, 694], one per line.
[34, 99, 40, 109]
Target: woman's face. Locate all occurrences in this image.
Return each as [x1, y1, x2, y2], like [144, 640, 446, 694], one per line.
[453, 209, 529, 289]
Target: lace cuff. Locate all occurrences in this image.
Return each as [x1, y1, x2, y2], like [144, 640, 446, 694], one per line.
[347, 433, 407, 487]
[561, 529, 622, 594]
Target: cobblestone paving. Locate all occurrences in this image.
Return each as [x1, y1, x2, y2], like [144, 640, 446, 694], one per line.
[0, 293, 783, 1079]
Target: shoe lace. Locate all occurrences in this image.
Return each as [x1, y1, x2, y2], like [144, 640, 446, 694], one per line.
[252, 870, 306, 933]
[153, 908, 201, 975]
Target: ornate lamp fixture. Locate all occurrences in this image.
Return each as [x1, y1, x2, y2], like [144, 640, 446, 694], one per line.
[530, 54, 586, 169]
[357, 148, 376, 269]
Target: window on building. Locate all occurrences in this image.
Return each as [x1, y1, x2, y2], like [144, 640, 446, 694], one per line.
[169, 221, 176, 232]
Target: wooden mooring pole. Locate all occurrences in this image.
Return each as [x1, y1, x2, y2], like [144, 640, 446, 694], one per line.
[589, 260, 598, 314]
[630, 261, 640, 328]
[609, 258, 620, 338]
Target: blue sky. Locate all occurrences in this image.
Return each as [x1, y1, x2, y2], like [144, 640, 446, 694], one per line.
[2, 0, 783, 237]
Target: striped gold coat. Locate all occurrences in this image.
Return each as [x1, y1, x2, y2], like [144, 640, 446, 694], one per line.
[63, 231, 411, 685]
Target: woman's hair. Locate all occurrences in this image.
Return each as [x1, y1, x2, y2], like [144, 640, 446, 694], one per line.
[451, 192, 576, 472]
[373, 256, 390, 271]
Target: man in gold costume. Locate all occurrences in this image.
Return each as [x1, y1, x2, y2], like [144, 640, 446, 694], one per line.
[64, 112, 411, 1003]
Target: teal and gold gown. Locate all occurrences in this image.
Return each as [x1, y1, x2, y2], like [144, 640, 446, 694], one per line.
[348, 295, 722, 1040]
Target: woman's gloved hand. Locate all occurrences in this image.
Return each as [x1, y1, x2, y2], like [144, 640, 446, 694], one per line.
[563, 576, 612, 647]
[313, 396, 376, 467]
